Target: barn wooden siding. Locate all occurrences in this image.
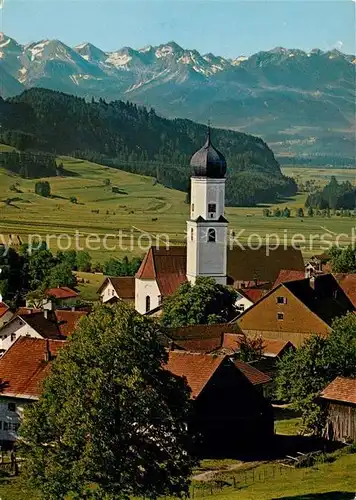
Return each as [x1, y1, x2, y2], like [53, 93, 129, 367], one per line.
[323, 401, 356, 442]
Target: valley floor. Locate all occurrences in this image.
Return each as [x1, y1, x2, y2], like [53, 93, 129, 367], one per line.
[0, 152, 355, 264]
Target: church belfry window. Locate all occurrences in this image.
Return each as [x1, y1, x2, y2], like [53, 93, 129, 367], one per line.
[208, 203, 216, 218]
[145, 295, 151, 313]
[207, 228, 216, 243]
[190, 228, 194, 241]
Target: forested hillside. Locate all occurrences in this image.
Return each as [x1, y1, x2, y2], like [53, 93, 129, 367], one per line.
[0, 88, 296, 206]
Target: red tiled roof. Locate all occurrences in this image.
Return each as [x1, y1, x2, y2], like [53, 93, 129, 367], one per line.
[334, 274, 356, 308]
[136, 245, 304, 297]
[235, 360, 271, 386]
[0, 302, 10, 319]
[0, 337, 66, 399]
[136, 247, 187, 297]
[20, 313, 64, 340]
[240, 288, 266, 303]
[54, 310, 88, 337]
[222, 334, 295, 358]
[169, 323, 236, 340]
[174, 337, 223, 353]
[165, 351, 226, 399]
[262, 338, 295, 357]
[46, 287, 78, 299]
[15, 308, 42, 316]
[222, 333, 244, 352]
[320, 377, 356, 405]
[274, 269, 306, 288]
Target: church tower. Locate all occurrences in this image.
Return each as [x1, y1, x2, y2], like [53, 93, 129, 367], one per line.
[186, 129, 228, 285]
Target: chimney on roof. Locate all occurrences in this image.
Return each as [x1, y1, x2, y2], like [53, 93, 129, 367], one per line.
[44, 339, 51, 362]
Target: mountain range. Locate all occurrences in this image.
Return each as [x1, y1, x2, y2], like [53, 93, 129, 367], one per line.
[0, 33, 355, 160]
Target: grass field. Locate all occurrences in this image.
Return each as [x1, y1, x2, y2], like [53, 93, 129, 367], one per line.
[0, 148, 355, 263]
[281, 166, 356, 187]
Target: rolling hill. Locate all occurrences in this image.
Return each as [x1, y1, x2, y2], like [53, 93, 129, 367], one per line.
[0, 87, 297, 206]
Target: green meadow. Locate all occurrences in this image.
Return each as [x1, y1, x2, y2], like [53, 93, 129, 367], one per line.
[0, 149, 355, 264]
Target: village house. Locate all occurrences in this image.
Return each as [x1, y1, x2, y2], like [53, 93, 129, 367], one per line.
[97, 277, 135, 304]
[233, 274, 355, 347]
[165, 351, 274, 453]
[319, 377, 356, 443]
[0, 337, 66, 446]
[98, 132, 304, 314]
[0, 309, 87, 354]
[26, 287, 79, 311]
[0, 301, 13, 328]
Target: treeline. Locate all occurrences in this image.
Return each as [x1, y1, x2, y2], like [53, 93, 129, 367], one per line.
[0, 243, 143, 306]
[0, 88, 297, 206]
[305, 176, 356, 210]
[0, 151, 60, 178]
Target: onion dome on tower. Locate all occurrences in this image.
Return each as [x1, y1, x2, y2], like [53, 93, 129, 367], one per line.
[190, 128, 227, 178]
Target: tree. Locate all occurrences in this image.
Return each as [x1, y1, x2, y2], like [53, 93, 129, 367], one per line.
[161, 277, 238, 327]
[296, 208, 304, 218]
[76, 251, 92, 272]
[35, 181, 51, 197]
[273, 207, 281, 217]
[262, 208, 271, 217]
[329, 245, 356, 273]
[235, 333, 264, 362]
[20, 303, 196, 500]
[276, 313, 356, 434]
[307, 206, 314, 217]
[57, 250, 77, 270]
[282, 207, 291, 218]
[45, 263, 77, 289]
[28, 247, 56, 290]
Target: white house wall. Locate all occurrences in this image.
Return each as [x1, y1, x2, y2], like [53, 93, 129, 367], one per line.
[0, 397, 32, 443]
[0, 319, 42, 352]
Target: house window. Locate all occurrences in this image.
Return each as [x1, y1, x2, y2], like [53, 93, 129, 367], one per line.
[207, 228, 216, 243]
[190, 228, 194, 241]
[8, 403, 16, 412]
[112, 289, 115, 296]
[4, 422, 8, 431]
[0, 421, 2, 430]
[277, 296, 287, 304]
[277, 312, 284, 321]
[145, 295, 151, 313]
[10, 333, 16, 342]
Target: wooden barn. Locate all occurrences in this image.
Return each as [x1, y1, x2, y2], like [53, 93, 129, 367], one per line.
[166, 351, 274, 454]
[319, 377, 356, 443]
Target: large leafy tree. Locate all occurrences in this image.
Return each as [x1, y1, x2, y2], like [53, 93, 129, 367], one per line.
[45, 262, 77, 289]
[276, 313, 356, 433]
[329, 245, 356, 273]
[20, 303, 195, 500]
[161, 277, 238, 327]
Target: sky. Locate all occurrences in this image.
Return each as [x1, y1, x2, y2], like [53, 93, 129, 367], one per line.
[1, 0, 355, 57]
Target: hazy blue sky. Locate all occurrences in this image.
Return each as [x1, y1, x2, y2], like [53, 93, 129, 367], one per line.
[1, 1, 355, 57]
